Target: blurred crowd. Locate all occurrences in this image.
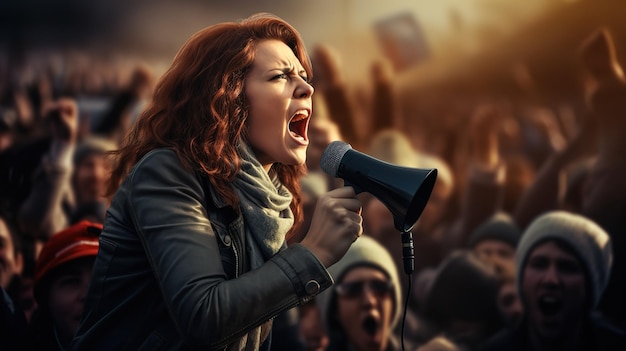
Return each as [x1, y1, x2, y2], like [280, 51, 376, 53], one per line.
[1, 19, 626, 351]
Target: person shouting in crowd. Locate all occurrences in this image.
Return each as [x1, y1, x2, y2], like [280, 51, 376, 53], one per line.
[70, 13, 363, 351]
[480, 211, 626, 350]
[316, 235, 405, 351]
[26, 220, 101, 351]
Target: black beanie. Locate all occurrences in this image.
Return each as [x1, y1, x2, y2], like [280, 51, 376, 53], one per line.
[468, 211, 521, 249]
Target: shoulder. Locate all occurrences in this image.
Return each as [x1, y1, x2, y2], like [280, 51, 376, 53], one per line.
[128, 148, 193, 183]
[118, 147, 206, 205]
[134, 148, 182, 169]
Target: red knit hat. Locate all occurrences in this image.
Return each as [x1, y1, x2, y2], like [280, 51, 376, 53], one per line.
[34, 220, 102, 285]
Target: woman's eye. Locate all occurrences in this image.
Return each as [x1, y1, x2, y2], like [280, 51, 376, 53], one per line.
[272, 73, 288, 80]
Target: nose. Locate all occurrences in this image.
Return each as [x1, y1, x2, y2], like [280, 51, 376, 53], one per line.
[361, 285, 378, 307]
[295, 77, 314, 99]
[541, 264, 561, 286]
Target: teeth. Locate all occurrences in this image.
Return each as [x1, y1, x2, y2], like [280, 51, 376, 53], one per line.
[291, 110, 309, 121]
[291, 114, 307, 122]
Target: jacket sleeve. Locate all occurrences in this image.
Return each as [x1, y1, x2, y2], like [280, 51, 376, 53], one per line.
[126, 149, 332, 349]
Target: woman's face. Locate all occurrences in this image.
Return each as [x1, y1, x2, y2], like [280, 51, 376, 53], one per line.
[245, 39, 314, 171]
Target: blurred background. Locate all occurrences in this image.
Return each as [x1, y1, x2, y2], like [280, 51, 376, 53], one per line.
[2, 0, 625, 96]
[3, 0, 626, 173]
[1, 0, 626, 146]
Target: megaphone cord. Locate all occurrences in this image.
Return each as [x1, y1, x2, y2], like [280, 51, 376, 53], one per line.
[400, 230, 414, 351]
[401, 274, 412, 351]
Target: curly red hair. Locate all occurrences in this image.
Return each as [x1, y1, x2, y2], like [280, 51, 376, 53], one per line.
[107, 13, 312, 239]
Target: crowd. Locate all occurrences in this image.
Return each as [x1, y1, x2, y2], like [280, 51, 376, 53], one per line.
[1, 13, 626, 351]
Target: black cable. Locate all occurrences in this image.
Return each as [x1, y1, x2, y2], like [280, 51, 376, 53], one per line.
[400, 230, 414, 351]
[401, 271, 412, 351]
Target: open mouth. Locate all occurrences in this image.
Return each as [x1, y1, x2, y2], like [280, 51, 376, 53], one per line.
[538, 295, 562, 316]
[362, 316, 378, 336]
[289, 111, 309, 141]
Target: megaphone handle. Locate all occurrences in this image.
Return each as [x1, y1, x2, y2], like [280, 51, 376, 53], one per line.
[401, 231, 415, 275]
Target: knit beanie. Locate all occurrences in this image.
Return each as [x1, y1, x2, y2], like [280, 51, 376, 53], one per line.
[468, 211, 521, 249]
[516, 211, 612, 308]
[316, 235, 402, 333]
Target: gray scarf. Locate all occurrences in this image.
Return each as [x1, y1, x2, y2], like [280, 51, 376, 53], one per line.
[232, 142, 294, 269]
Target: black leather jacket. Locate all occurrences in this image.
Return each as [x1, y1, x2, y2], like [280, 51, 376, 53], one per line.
[70, 148, 332, 351]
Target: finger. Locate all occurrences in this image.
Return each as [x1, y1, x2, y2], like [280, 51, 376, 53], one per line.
[328, 197, 362, 213]
[338, 214, 363, 237]
[329, 206, 362, 227]
[327, 185, 356, 198]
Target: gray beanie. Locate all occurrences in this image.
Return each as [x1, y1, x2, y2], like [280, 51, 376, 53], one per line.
[516, 211, 613, 308]
[316, 235, 402, 333]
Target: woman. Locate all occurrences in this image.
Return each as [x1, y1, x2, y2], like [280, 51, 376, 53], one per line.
[70, 13, 363, 351]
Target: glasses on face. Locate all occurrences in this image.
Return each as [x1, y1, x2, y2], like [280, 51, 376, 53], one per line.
[335, 279, 394, 298]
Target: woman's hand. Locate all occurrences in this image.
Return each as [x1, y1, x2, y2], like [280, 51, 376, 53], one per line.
[300, 186, 363, 267]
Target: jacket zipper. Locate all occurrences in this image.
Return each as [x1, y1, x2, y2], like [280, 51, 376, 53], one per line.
[231, 244, 239, 278]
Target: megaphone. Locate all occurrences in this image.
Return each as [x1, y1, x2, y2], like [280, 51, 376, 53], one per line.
[320, 141, 438, 232]
[320, 141, 438, 274]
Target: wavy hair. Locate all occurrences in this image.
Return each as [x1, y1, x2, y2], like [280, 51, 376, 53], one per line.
[107, 13, 312, 238]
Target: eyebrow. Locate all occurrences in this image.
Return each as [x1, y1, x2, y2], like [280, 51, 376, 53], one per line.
[271, 65, 307, 76]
